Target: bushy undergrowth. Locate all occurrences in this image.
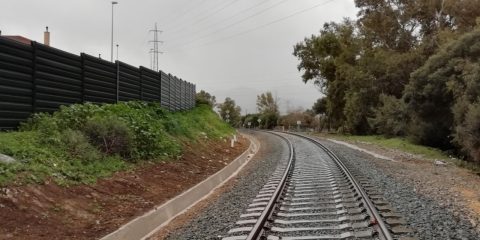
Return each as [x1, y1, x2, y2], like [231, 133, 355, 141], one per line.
[0, 102, 233, 185]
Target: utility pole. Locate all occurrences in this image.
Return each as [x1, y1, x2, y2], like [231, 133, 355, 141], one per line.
[116, 44, 119, 61]
[149, 23, 163, 71]
[110, 1, 118, 62]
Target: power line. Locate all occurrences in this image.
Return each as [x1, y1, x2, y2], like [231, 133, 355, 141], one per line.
[161, 0, 210, 31]
[165, 0, 292, 50]
[163, 0, 230, 32]
[167, 0, 335, 51]
[167, 0, 240, 36]
[164, 0, 272, 42]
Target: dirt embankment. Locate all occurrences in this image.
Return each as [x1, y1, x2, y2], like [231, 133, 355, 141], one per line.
[0, 136, 248, 240]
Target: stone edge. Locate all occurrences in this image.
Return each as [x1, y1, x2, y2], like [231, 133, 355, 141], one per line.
[101, 133, 260, 240]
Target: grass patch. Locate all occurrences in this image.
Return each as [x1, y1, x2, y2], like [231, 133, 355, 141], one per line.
[320, 133, 480, 174]
[0, 130, 129, 186]
[0, 102, 233, 186]
[321, 134, 450, 161]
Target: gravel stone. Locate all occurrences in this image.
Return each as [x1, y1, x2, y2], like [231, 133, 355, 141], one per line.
[318, 139, 480, 240]
[164, 131, 289, 240]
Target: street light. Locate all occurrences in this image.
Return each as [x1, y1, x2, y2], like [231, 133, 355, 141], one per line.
[110, 1, 118, 62]
[116, 44, 119, 61]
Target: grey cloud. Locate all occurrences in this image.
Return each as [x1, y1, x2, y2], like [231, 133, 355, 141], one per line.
[0, 0, 356, 113]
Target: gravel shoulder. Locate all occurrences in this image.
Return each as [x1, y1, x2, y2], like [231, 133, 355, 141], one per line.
[150, 131, 288, 240]
[316, 137, 480, 239]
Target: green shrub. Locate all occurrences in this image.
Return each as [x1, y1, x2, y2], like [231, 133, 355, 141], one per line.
[453, 102, 480, 162]
[0, 101, 233, 185]
[343, 90, 372, 134]
[84, 117, 133, 157]
[404, 28, 480, 153]
[370, 94, 407, 137]
[21, 113, 62, 145]
[61, 129, 101, 162]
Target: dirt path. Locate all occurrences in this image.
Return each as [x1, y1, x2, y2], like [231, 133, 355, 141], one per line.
[0, 136, 249, 240]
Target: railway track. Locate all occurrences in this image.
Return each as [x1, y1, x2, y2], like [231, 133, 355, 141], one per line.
[223, 131, 412, 240]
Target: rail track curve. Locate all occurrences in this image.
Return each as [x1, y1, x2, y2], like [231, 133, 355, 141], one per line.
[223, 131, 397, 240]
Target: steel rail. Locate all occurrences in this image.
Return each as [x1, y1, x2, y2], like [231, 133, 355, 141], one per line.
[246, 131, 295, 240]
[284, 131, 394, 240]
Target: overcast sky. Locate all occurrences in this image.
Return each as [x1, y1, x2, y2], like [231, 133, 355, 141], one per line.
[0, 0, 357, 114]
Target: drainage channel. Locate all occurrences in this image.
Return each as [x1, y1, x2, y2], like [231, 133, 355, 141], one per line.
[222, 131, 411, 240]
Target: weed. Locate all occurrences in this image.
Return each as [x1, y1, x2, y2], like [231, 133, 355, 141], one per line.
[0, 102, 233, 186]
[84, 117, 133, 157]
[61, 129, 101, 162]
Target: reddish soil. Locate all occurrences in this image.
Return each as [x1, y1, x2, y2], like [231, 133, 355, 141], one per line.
[0, 136, 248, 240]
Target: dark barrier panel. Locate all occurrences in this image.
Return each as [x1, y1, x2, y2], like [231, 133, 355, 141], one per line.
[189, 83, 193, 108]
[140, 66, 161, 102]
[171, 76, 176, 111]
[186, 82, 190, 109]
[160, 71, 170, 109]
[188, 83, 194, 109]
[0, 37, 195, 129]
[34, 43, 82, 112]
[174, 77, 181, 111]
[178, 78, 182, 110]
[0, 37, 33, 129]
[118, 61, 141, 101]
[82, 53, 117, 103]
[180, 80, 185, 110]
[188, 82, 193, 108]
[185, 82, 189, 109]
[168, 74, 175, 111]
[192, 84, 197, 107]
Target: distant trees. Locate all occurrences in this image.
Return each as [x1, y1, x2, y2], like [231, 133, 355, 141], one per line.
[218, 97, 242, 127]
[278, 107, 316, 131]
[195, 90, 216, 108]
[242, 113, 260, 129]
[295, 0, 480, 163]
[256, 92, 280, 129]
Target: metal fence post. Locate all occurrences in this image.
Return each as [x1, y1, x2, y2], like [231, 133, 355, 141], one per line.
[116, 60, 120, 103]
[80, 53, 86, 103]
[31, 41, 38, 113]
[139, 68, 143, 101]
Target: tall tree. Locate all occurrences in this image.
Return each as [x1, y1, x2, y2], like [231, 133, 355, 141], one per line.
[195, 90, 216, 108]
[312, 97, 327, 115]
[404, 28, 480, 155]
[256, 92, 279, 129]
[218, 97, 242, 127]
[294, 20, 374, 133]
